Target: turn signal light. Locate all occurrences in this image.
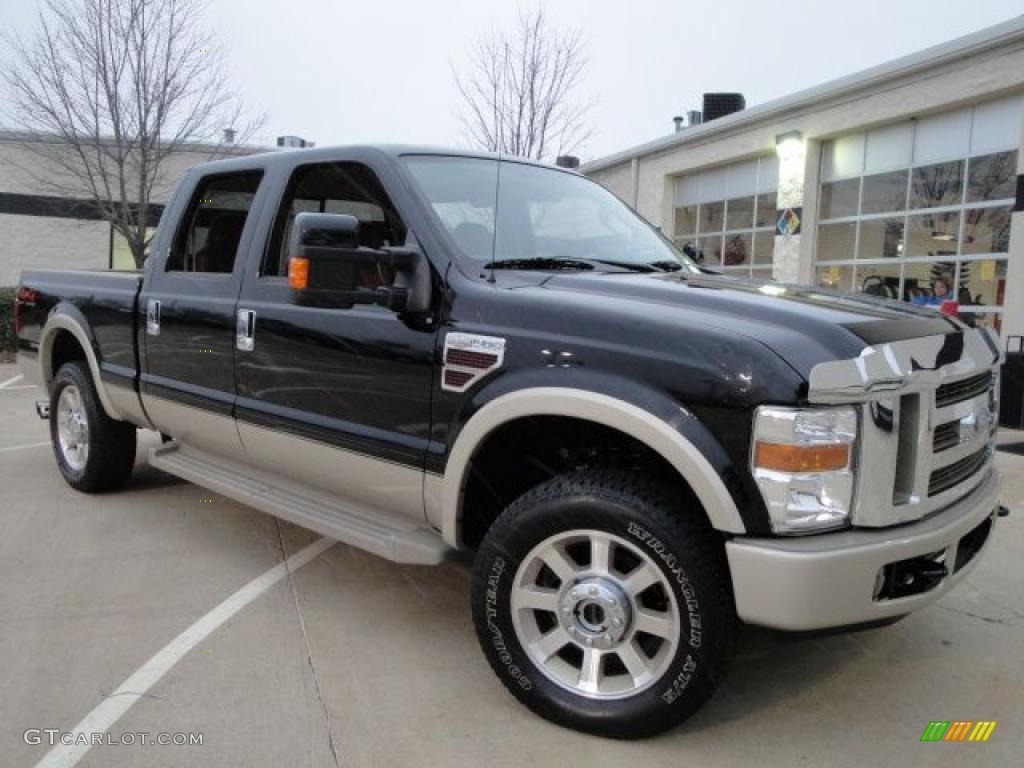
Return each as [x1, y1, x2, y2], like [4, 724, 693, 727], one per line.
[288, 257, 309, 290]
[753, 442, 850, 473]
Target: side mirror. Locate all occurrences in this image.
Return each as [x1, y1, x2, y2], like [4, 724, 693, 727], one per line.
[286, 212, 429, 312]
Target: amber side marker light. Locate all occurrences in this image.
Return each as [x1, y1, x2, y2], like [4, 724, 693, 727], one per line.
[754, 442, 850, 473]
[288, 257, 309, 290]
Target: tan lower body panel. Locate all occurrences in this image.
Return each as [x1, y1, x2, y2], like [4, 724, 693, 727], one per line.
[149, 442, 450, 565]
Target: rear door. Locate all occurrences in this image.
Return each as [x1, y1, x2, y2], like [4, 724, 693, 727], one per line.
[141, 167, 267, 455]
[233, 157, 438, 522]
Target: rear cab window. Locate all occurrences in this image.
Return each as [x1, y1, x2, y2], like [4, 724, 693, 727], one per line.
[167, 171, 263, 274]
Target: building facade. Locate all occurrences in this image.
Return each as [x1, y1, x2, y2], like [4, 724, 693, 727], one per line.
[0, 135, 260, 285]
[583, 17, 1024, 344]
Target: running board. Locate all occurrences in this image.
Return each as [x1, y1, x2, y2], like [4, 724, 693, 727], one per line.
[149, 443, 451, 565]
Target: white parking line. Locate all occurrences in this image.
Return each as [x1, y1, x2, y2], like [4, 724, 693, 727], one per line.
[0, 441, 51, 453]
[0, 374, 24, 389]
[34, 536, 335, 768]
[0, 384, 36, 391]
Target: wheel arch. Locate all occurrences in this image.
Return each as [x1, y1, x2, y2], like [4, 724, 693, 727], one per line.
[433, 387, 747, 549]
[39, 306, 125, 421]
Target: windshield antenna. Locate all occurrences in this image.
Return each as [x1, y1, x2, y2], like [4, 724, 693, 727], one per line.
[487, 154, 502, 284]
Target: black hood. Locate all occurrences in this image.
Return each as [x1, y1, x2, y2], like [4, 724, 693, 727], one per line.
[540, 271, 962, 379]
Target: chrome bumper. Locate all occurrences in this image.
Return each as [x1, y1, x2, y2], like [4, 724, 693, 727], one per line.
[726, 467, 1001, 631]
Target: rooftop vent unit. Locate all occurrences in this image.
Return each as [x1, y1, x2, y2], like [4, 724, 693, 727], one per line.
[686, 109, 703, 127]
[701, 93, 745, 123]
[555, 155, 580, 169]
[277, 135, 315, 149]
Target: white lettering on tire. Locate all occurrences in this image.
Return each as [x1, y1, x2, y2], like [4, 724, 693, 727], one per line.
[485, 556, 533, 691]
[627, 522, 702, 649]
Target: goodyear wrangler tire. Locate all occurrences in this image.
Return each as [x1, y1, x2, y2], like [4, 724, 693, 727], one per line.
[470, 469, 738, 738]
[50, 361, 136, 493]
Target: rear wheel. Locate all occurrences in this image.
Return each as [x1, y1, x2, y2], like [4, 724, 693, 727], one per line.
[471, 469, 738, 738]
[50, 361, 136, 492]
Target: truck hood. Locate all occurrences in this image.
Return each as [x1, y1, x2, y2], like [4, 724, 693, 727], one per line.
[540, 271, 963, 379]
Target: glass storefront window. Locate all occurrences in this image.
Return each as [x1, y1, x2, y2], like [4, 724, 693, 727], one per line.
[818, 222, 857, 261]
[674, 157, 779, 277]
[726, 196, 754, 230]
[962, 206, 1012, 254]
[905, 211, 960, 258]
[858, 217, 904, 259]
[910, 159, 963, 209]
[966, 150, 1015, 202]
[967, 150, 1018, 202]
[958, 259, 1006, 308]
[698, 235, 723, 266]
[754, 191, 777, 228]
[857, 263, 901, 299]
[698, 201, 725, 233]
[819, 178, 859, 219]
[675, 205, 698, 236]
[816, 264, 854, 292]
[752, 231, 774, 265]
[861, 170, 908, 214]
[723, 232, 752, 267]
[903, 261, 956, 305]
[815, 97, 1020, 320]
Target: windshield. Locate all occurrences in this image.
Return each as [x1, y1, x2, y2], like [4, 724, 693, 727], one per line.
[402, 156, 697, 272]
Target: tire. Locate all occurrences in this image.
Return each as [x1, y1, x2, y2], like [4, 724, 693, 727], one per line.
[50, 361, 136, 492]
[471, 469, 738, 739]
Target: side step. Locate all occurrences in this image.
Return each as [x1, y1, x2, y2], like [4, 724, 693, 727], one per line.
[149, 443, 452, 565]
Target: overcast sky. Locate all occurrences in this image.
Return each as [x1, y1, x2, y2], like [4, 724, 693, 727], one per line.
[3, 0, 1022, 161]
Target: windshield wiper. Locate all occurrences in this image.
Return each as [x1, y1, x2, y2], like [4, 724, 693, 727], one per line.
[488, 257, 594, 271]
[648, 260, 685, 272]
[587, 259, 658, 273]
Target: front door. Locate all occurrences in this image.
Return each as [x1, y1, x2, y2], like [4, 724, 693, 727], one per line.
[234, 159, 437, 521]
[141, 168, 266, 455]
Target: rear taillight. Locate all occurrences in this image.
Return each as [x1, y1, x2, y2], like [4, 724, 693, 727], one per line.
[14, 287, 39, 334]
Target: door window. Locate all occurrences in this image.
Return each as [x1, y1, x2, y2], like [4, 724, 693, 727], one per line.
[167, 171, 263, 273]
[263, 162, 407, 278]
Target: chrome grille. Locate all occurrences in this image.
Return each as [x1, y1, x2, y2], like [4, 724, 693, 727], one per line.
[935, 372, 993, 409]
[929, 446, 992, 496]
[932, 421, 960, 453]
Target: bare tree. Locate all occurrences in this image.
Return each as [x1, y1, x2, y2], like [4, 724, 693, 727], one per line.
[2, 0, 264, 266]
[455, 8, 591, 161]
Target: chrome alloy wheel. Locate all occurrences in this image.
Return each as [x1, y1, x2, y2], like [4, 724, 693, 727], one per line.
[511, 529, 681, 699]
[56, 384, 90, 471]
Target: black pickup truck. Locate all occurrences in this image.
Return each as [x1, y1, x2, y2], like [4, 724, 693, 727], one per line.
[15, 146, 1005, 737]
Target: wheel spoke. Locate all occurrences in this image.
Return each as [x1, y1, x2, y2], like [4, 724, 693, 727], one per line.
[530, 627, 571, 662]
[578, 647, 604, 694]
[538, 544, 579, 584]
[616, 641, 652, 684]
[623, 562, 659, 596]
[633, 608, 673, 639]
[513, 586, 560, 613]
[589, 533, 612, 576]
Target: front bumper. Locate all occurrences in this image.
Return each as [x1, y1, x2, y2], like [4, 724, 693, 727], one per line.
[726, 467, 1001, 631]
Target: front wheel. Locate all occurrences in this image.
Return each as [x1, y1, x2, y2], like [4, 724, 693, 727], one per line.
[471, 469, 738, 738]
[50, 361, 137, 492]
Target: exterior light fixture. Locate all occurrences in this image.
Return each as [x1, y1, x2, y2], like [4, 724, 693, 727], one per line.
[775, 130, 805, 161]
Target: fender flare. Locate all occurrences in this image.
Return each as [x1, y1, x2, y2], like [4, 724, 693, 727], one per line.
[439, 387, 747, 548]
[39, 307, 126, 421]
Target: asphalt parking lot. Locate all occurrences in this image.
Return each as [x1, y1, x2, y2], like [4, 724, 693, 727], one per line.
[1, 362, 1023, 767]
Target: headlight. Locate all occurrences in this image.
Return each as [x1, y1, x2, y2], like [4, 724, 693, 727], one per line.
[752, 406, 858, 534]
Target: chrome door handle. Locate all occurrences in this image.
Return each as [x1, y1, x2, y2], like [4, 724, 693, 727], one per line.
[146, 299, 161, 336]
[236, 309, 255, 352]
